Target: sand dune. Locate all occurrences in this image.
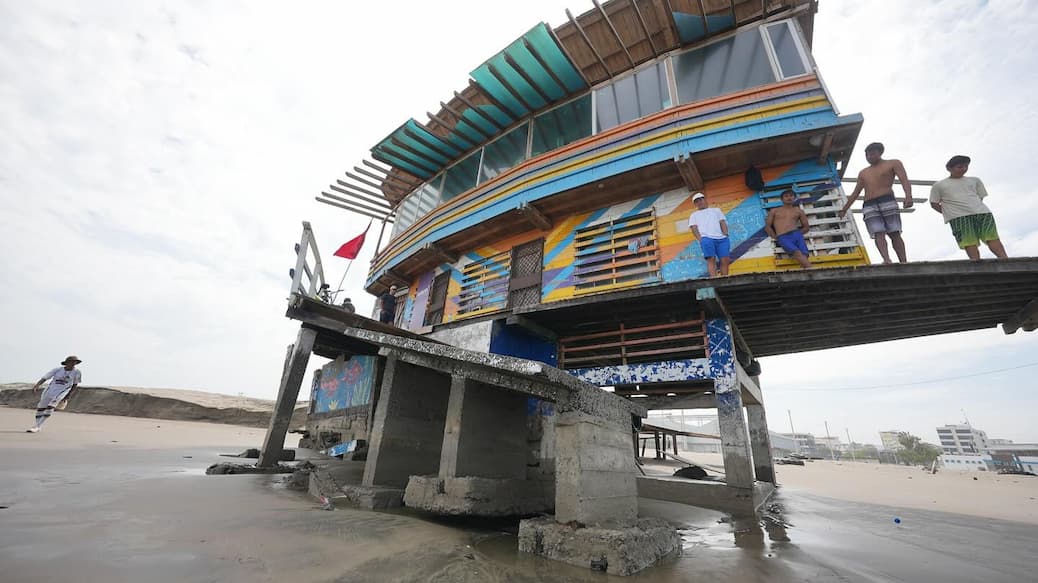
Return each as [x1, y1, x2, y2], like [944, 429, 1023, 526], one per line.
[0, 383, 308, 428]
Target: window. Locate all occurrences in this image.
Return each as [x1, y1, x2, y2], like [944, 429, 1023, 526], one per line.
[479, 123, 529, 184]
[596, 62, 670, 132]
[531, 94, 592, 157]
[765, 22, 807, 78]
[458, 251, 510, 316]
[573, 210, 661, 293]
[424, 271, 451, 326]
[673, 28, 775, 105]
[441, 152, 481, 202]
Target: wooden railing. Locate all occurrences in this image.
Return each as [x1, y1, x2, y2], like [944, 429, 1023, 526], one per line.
[558, 316, 709, 370]
[287, 221, 327, 302]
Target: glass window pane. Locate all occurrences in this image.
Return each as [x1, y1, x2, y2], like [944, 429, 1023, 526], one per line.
[594, 85, 620, 132]
[768, 23, 806, 78]
[441, 152, 480, 201]
[478, 123, 529, 183]
[613, 74, 640, 126]
[674, 28, 776, 104]
[635, 62, 669, 117]
[531, 94, 592, 157]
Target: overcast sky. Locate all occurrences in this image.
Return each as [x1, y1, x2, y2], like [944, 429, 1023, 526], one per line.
[2, 1, 1036, 445]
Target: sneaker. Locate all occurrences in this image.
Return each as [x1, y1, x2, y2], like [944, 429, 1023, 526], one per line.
[25, 427, 39, 433]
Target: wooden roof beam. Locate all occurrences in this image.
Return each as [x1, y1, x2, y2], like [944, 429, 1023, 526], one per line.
[593, 0, 636, 68]
[817, 131, 834, 165]
[421, 116, 479, 150]
[400, 128, 458, 161]
[518, 201, 553, 231]
[319, 190, 393, 218]
[501, 54, 554, 105]
[422, 242, 460, 265]
[674, 153, 704, 191]
[316, 197, 394, 223]
[546, 26, 592, 86]
[521, 37, 572, 94]
[485, 62, 538, 114]
[653, 0, 680, 47]
[362, 159, 420, 186]
[565, 8, 612, 79]
[629, 0, 660, 57]
[333, 180, 392, 206]
[468, 79, 525, 120]
[452, 91, 507, 131]
[438, 101, 495, 141]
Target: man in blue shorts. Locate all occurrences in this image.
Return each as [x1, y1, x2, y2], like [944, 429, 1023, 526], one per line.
[687, 192, 731, 277]
[766, 189, 812, 269]
[929, 155, 1008, 260]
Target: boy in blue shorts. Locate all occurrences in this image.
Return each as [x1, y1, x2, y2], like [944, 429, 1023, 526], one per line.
[766, 189, 812, 269]
[687, 192, 731, 277]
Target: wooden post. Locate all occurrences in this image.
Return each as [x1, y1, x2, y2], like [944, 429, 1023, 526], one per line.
[258, 326, 317, 467]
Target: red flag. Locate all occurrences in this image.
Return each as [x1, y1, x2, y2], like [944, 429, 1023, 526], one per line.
[333, 222, 370, 259]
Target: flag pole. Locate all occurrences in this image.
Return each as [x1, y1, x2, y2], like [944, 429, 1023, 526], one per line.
[331, 261, 353, 304]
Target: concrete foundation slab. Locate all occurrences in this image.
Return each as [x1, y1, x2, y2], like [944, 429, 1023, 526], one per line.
[403, 475, 553, 516]
[337, 484, 405, 510]
[636, 476, 775, 516]
[517, 516, 680, 576]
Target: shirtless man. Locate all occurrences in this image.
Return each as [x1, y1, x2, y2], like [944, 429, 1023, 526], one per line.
[839, 142, 913, 263]
[766, 189, 812, 269]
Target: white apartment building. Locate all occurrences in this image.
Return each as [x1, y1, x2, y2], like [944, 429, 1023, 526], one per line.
[879, 430, 904, 451]
[936, 424, 989, 454]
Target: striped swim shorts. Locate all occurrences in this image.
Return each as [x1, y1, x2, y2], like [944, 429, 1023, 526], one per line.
[949, 213, 999, 249]
[862, 193, 901, 237]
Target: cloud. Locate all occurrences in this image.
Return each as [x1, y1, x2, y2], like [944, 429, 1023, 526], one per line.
[1, 1, 1035, 446]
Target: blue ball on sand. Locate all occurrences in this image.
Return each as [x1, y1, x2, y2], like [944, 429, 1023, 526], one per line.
[893, 517, 902, 524]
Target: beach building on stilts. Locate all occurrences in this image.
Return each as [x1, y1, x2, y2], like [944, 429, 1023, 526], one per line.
[261, 1, 1038, 575]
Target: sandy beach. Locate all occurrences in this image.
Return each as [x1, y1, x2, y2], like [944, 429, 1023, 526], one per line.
[669, 451, 1038, 525]
[3, 408, 1037, 582]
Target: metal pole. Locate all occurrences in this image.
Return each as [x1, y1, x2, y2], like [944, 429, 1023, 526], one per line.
[331, 260, 353, 304]
[787, 409, 798, 454]
[845, 428, 857, 462]
[824, 421, 837, 461]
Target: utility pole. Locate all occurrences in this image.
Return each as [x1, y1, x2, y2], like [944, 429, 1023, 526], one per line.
[824, 421, 837, 462]
[845, 428, 857, 462]
[787, 409, 798, 454]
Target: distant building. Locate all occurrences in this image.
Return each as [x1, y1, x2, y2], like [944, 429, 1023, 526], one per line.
[989, 438, 1014, 445]
[983, 443, 1038, 473]
[936, 424, 989, 454]
[939, 453, 990, 471]
[879, 431, 905, 451]
[778, 432, 817, 455]
[816, 435, 842, 450]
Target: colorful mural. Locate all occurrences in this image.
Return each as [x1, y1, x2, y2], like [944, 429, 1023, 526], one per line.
[311, 355, 378, 414]
[395, 157, 868, 334]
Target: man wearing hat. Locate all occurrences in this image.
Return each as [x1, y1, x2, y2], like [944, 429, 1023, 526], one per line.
[687, 192, 731, 277]
[929, 155, 1008, 260]
[26, 356, 83, 433]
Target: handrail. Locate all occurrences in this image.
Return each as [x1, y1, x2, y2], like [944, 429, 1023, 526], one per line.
[288, 221, 327, 302]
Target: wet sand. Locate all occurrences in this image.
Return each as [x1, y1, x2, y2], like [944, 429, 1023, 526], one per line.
[665, 451, 1038, 525]
[3, 408, 1036, 582]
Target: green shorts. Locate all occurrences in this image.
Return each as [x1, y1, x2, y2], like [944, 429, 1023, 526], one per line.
[949, 213, 999, 249]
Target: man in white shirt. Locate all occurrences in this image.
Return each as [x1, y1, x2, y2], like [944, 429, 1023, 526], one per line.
[27, 355, 82, 433]
[687, 192, 731, 277]
[929, 155, 1008, 260]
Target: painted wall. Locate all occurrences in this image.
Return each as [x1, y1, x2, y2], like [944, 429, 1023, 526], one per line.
[310, 355, 378, 414]
[395, 158, 868, 334]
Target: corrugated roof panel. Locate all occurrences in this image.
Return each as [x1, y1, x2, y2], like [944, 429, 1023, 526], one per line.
[404, 119, 464, 158]
[524, 23, 586, 93]
[371, 146, 436, 179]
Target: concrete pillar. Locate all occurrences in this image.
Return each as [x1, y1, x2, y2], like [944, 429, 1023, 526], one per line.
[715, 378, 754, 489]
[554, 412, 638, 525]
[439, 375, 528, 479]
[258, 326, 317, 467]
[707, 317, 754, 489]
[362, 354, 451, 488]
[746, 404, 775, 484]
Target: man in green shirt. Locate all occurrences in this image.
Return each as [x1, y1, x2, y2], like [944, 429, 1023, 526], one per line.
[929, 155, 1008, 260]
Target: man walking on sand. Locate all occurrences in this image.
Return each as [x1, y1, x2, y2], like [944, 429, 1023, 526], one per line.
[27, 355, 82, 433]
[839, 142, 913, 263]
[929, 155, 1008, 260]
[766, 189, 812, 269]
[687, 192, 731, 277]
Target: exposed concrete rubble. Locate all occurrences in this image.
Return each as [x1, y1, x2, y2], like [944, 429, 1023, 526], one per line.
[403, 476, 552, 517]
[517, 516, 681, 576]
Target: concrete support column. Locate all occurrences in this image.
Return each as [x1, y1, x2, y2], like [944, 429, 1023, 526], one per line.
[746, 404, 775, 484]
[707, 317, 754, 489]
[439, 375, 528, 479]
[258, 326, 317, 467]
[554, 412, 638, 525]
[362, 354, 451, 488]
